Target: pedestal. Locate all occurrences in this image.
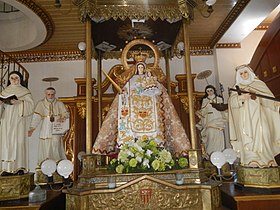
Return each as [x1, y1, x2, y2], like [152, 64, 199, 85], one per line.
[76, 154, 97, 189]
[236, 166, 280, 188]
[36, 168, 63, 185]
[0, 173, 34, 201]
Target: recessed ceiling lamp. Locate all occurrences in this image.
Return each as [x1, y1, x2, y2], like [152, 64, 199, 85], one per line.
[131, 19, 145, 28]
[54, 0, 61, 8]
[156, 41, 171, 51]
[95, 41, 116, 52]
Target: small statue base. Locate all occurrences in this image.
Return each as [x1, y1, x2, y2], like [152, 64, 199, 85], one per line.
[0, 173, 34, 201]
[36, 168, 63, 185]
[236, 166, 280, 188]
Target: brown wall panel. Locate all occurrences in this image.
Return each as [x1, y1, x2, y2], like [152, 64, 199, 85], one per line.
[259, 53, 271, 79]
[250, 12, 280, 98]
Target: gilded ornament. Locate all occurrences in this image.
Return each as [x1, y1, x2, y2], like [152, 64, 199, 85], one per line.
[77, 102, 86, 119]
[0, 173, 34, 200]
[236, 166, 280, 187]
[180, 96, 189, 113]
[66, 175, 220, 210]
[102, 104, 110, 121]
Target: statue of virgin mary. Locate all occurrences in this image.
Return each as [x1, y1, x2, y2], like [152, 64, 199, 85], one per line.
[92, 40, 191, 157]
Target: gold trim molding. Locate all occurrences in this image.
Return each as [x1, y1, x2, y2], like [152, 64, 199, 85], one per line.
[256, 24, 270, 30]
[7, 51, 84, 63]
[190, 48, 213, 56]
[7, 48, 213, 62]
[216, 43, 241, 48]
[73, 0, 182, 22]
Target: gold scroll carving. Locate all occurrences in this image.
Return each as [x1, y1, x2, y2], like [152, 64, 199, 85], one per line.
[66, 175, 220, 210]
[77, 102, 86, 119]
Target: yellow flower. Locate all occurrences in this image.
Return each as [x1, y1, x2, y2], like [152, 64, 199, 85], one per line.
[158, 149, 172, 163]
[118, 150, 128, 162]
[116, 164, 124, 173]
[178, 157, 188, 168]
[110, 158, 117, 165]
[129, 158, 137, 167]
[149, 139, 158, 147]
[158, 161, 166, 171]
[151, 159, 160, 171]
[141, 135, 149, 141]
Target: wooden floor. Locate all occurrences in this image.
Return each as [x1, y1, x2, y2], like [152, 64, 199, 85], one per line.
[220, 182, 280, 210]
[0, 191, 65, 210]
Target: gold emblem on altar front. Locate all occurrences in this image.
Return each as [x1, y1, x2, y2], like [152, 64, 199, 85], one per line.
[140, 188, 152, 204]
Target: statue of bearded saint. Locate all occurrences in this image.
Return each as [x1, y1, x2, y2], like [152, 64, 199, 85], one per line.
[92, 50, 191, 157]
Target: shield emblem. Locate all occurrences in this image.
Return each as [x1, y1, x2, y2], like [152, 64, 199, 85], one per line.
[140, 188, 152, 204]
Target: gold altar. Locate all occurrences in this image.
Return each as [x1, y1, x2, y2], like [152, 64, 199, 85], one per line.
[61, 0, 221, 206]
[65, 169, 221, 210]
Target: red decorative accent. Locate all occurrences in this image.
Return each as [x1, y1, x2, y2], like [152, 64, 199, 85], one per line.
[121, 107, 129, 117]
[140, 188, 152, 204]
[138, 110, 148, 118]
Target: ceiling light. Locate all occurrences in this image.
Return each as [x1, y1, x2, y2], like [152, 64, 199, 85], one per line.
[95, 41, 116, 52]
[78, 42, 86, 51]
[156, 41, 171, 51]
[54, 0, 61, 8]
[205, 0, 216, 6]
[131, 19, 145, 28]
[173, 42, 185, 59]
[78, 42, 86, 55]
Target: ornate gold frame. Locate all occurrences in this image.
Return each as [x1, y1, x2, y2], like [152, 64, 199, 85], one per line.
[121, 39, 160, 70]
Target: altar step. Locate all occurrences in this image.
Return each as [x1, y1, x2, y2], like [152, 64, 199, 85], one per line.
[220, 182, 280, 210]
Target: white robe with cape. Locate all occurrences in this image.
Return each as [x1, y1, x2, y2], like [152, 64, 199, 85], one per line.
[0, 84, 34, 173]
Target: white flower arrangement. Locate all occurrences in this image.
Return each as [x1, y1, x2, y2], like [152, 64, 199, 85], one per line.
[109, 138, 189, 173]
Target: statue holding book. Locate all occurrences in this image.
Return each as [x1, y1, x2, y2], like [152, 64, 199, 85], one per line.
[0, 71, 35, 176]
[28, 87, 69, 166]
[92, 39, 191, 158]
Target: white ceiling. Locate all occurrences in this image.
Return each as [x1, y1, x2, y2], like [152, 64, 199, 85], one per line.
[0, 0, 46, 52]
[219, 0, 280, 43]
[0, 0, 280, 52]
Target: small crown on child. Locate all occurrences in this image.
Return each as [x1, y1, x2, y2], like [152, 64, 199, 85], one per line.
[144, 74, 157, 90]
[133, 51, 149, 63]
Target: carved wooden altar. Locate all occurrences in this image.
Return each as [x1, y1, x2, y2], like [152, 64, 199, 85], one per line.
[65, 173, 220, 210]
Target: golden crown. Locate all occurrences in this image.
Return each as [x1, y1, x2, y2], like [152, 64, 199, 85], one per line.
[133, 51, 149, 63]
